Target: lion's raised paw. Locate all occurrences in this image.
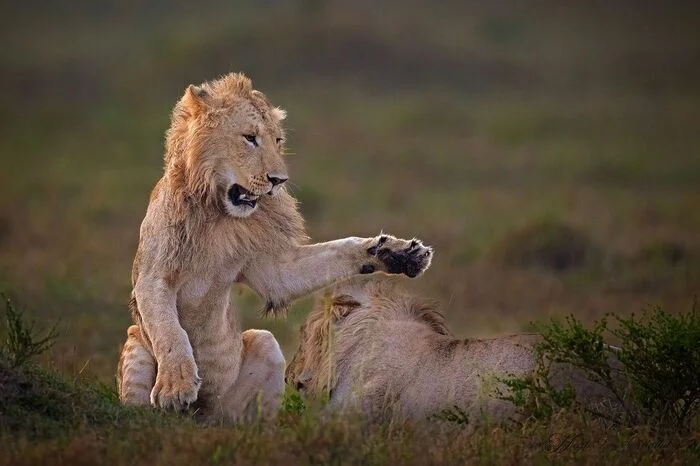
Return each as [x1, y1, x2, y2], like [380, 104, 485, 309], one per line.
[366, 235, 433, 278]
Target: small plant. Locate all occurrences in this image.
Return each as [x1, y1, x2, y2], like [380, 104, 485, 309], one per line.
[0, 294, 58, 368]
[280, 387, 306, 416]
[497, 300, 700, 430]
[497, 356, 576, 422]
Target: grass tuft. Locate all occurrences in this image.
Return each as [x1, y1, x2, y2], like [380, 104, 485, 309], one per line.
[1, 294, 58, 368]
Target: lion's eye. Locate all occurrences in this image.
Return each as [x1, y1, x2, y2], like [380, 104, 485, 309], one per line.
[243, 134, 258, 147]
[276, 137, 284, 144]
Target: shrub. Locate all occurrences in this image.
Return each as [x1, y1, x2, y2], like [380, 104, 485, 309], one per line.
[498, 300, 700, 430]
[491, 219, 603, 272]
[632, 240, 688, 267]
[0, 295, 58, 368]
[613, 303, 700, 426]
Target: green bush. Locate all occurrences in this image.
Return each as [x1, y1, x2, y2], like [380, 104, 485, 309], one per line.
[498, 300, 700, 430]
[614, 302, 700, 426]
[0, 295, 58, 368]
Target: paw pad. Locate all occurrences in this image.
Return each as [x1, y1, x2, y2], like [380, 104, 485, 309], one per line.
[367, 235, 433, 278]
[360, 264, 376, 274]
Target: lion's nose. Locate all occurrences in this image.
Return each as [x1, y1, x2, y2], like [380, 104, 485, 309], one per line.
[267, 174, 288, 187]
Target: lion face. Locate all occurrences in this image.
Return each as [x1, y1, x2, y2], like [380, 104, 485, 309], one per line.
[286, 295, 360, 395]
[210, 95, 288, 218]
[285, 319, 317, 393]
[166, 73, 289, 218]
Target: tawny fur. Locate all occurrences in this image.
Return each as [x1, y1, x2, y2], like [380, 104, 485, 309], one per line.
[286, 279, 625, 422]
[117, 73, 433, 422]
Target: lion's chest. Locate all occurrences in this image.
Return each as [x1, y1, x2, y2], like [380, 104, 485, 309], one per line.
[177, 264, 243, 316]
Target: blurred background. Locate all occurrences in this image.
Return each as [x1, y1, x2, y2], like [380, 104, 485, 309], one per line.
[0, 0, 698, 383]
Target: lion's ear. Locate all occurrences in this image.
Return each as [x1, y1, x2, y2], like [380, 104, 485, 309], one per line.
[330, 295, 360, 321]
[183, 84, 213, 113]
[272, 107, 287, 121]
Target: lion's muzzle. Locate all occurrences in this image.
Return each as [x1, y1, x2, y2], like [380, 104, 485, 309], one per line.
[228, 184, 259, 209]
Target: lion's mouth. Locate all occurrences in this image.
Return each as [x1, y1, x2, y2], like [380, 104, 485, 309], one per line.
[228, 184, 259, 209]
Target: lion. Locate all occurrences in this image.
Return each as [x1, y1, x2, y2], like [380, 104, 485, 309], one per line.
[117, 73, 433, 422]
[286, 279, 626, 422]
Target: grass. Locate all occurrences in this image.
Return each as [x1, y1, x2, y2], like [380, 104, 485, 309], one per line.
[0, 0, 699, 462]
[2, 337, 699, 465]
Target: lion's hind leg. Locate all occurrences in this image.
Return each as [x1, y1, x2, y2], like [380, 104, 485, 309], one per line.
[222, 329, 285, 421]
[118, 325, 156, 406]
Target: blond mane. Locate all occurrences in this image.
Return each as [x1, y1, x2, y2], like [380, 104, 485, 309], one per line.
[139, 73, 305, 277]
[287, 279, 625, 421]
[288, 280, 448, 396]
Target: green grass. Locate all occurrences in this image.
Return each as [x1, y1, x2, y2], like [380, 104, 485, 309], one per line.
[2, 352, 699, 466]
[0, 295, 696, 466]
[2, 350, 699, 466]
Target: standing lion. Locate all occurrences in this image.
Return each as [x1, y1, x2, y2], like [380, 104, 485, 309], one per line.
[117, 73, 433, 422]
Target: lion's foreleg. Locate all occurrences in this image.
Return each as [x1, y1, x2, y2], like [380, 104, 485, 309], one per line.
[134, 276, 201, 410]
[241, 234, 432, 311]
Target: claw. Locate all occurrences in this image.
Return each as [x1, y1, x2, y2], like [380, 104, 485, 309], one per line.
[368, 235, 389, 256]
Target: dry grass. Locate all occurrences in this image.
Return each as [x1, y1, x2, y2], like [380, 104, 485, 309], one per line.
[2, 358, 699, 466]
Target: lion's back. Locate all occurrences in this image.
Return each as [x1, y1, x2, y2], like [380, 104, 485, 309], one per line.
[332, 324, 539, 420]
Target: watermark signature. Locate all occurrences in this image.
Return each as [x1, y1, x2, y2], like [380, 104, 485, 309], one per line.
[541, 433, 589, 453]
[540, 432, 699, 454]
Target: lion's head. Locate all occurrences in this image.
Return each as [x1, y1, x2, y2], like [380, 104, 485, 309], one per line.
[165, 72, 288, 218]
[286, 281, 449, 398]
[285, 294, 360, 395]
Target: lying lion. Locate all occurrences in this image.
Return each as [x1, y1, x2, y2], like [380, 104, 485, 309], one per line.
[117, 73, 432, 422]
[286, 279, 625, 422]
